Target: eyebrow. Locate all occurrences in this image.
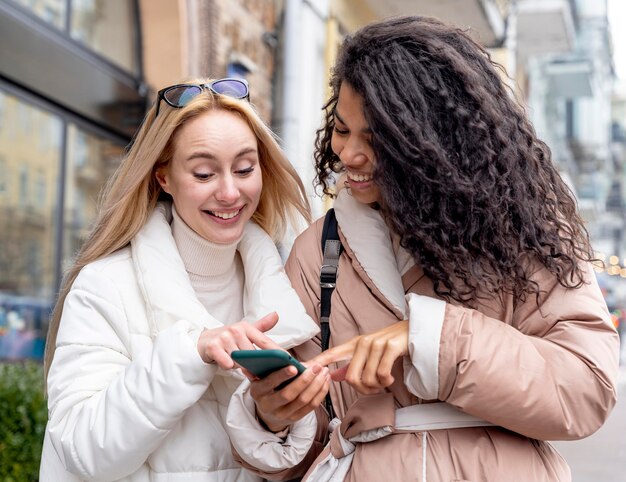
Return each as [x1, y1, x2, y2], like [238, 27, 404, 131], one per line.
[334, 110, 372, 134]
[187, 146, 258, 161]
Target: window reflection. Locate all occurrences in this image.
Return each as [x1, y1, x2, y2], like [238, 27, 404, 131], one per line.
[0, 93, 61, 300]
[0, 91, 5, 130]
[8, 0, 139, 74]
[0, 89, 125, 360]
[0, 91, 61, 360]
[71, 0, 137, 72]
[63, 124, 124, 271]
[0, 157, 6, 195]
[11, 0, 66, 29]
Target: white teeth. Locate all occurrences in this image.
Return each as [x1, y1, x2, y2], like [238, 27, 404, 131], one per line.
[347, 172, 372, 182]
[211, 209, 240, 219]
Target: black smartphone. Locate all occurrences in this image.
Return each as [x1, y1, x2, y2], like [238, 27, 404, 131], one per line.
[231, 349, 306, 389]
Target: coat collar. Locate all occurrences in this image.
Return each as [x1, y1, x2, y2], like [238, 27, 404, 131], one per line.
[333, 190, 410, 318]
[131, 202, 319, 348]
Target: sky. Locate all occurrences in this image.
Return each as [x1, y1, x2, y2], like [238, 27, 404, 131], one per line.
[608, 0, 626, 83]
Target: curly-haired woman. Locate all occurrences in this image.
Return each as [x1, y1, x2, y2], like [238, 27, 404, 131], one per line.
[226, 16, 620, 481]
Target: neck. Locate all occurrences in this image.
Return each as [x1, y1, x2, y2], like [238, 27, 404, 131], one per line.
[171, 205, 240, 276]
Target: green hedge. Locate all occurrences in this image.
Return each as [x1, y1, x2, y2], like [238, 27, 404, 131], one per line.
[0, 362, 47, 482]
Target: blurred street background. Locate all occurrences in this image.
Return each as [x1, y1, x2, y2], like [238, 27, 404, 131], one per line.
[0, 0, 625, 480]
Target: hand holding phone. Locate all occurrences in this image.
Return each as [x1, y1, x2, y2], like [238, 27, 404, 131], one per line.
[231, 349, 306, 388]
[241, 350, 330, 432]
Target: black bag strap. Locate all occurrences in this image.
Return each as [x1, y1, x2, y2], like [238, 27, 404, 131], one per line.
[320, 208, 342, 420]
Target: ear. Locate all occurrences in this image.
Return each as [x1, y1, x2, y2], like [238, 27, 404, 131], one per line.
[155, 165, 171, 194]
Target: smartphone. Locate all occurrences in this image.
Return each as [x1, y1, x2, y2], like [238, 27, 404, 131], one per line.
[231, 349, 306, 388]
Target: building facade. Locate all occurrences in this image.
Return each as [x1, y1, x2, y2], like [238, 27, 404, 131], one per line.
[1, 0, 619, 359]
[0, 0, 144, 359]
[0, 0, 280, 359]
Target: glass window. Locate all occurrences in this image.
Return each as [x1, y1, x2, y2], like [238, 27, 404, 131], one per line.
[1, 94, 18, 141]
[73, 128, 88, 167]
[0, 88, 126, 360]
[0, 157, 6, 195]
[9, 0, 139, 74]
[0, 91, 5, 130]
[227, 62, 251, 79]
[11, 0, 67, 29]
[37, 171, 46, 205]
[0, 91, 62, 360]
[70, 0, 138, 72]
[18, 102, 32, 135]
[63, 123, 125, 271]
[19, 165, 29, 206]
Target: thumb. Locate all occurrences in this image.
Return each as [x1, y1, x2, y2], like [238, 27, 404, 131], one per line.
[252, 312, 279, 333]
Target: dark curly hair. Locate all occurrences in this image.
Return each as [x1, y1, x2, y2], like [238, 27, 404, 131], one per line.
[314, 16, 594, 305]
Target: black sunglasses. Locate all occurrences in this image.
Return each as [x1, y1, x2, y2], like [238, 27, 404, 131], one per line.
[155, 78, 250, 116]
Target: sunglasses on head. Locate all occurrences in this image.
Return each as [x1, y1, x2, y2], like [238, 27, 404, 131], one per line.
[154, 78, 250, 116]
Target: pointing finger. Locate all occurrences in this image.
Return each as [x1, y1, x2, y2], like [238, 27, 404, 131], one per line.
[309, 340, 355, 367]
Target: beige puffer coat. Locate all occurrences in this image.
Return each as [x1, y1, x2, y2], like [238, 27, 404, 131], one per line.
[228, 190, 620, 482]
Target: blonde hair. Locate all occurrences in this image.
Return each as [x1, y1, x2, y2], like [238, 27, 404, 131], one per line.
[44, 79, 311, 382]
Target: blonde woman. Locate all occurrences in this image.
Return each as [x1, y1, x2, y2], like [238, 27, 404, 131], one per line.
[39, 78, 325, 481]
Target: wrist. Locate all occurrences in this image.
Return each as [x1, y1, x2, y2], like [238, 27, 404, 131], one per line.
[196, 329, 214, 364]
[256, 408, 290, 434]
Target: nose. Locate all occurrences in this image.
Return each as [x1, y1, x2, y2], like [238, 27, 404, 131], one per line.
[337, 136, 369, 169]
[216, 174, 240, 203]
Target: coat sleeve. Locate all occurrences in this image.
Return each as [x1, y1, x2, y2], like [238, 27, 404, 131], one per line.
[433, 262, 620, 441]
[227, 381, 329, 481]
[46, 264, 215, 481]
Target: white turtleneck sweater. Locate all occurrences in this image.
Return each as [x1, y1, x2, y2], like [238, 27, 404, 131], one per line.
[171, 206, 245, 326]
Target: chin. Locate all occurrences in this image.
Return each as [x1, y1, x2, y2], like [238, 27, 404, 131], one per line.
[211, 231, 244, 245]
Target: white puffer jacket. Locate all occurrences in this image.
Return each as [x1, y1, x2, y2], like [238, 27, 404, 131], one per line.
[39, 203, 319, 482]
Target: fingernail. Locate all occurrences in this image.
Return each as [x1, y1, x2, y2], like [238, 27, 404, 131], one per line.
[312, 364, 321, 375]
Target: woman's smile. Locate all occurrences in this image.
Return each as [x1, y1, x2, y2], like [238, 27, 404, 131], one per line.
[203, 206, 245, 223]
[346, 170, 374, 190]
